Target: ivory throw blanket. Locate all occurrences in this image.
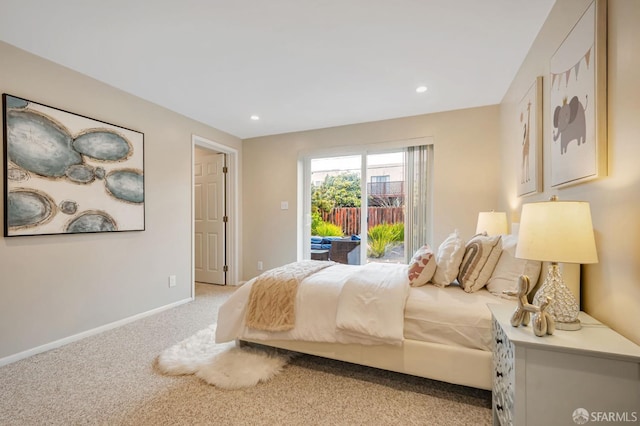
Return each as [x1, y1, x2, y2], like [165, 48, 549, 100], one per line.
[245, 260, 335, 331]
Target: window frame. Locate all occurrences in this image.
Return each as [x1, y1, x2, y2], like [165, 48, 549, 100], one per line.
[297, 137, 433, 263]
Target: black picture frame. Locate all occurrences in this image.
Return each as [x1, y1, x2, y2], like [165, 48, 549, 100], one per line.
[3, 94, 145, 236]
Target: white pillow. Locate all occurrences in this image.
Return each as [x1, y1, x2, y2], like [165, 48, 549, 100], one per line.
[432, 230, 465, 287]
[458, 234, 502, 293]
[487, 234, 542, 299]
[407, 245, 436, 287]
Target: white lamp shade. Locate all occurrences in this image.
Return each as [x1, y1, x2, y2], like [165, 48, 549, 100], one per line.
[515, 200, 598, 264]
[476, 211, 508, 236]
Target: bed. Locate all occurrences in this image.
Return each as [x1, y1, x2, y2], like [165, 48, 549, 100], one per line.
[215, 232, 579, 390]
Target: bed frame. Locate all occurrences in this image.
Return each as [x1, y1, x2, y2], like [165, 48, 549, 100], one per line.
[242, 337, 494, 389]
[241, 263, 579, 390]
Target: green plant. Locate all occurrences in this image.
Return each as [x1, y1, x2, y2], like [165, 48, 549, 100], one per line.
[314, 221, 344, 237]
[367, 222, 404, 258]
[311, 172, 361, 213]
[389, 222, 404, 242]
[311, 211, 323, 235]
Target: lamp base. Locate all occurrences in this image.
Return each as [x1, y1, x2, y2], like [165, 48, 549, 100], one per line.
[533, 263, 581, 331]
[555, 319, 581, 331]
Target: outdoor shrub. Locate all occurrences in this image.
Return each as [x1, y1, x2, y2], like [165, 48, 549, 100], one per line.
[311, 211, 323, 235]
[389, 222, 404, 242]
[367, 223, 403, 258]
[314, 221, 344, 237]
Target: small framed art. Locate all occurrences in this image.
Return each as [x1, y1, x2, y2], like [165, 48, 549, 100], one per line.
[517, 76, 542, 197]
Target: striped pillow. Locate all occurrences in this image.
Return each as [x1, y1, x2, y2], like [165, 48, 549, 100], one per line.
[458, 234, 503, 292]
[408, 245, 436, 287]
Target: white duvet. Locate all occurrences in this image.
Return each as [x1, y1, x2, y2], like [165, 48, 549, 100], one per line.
[216, 262, 410, 346]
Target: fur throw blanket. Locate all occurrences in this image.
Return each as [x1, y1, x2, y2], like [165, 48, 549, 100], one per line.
[245, 260, 334, 331]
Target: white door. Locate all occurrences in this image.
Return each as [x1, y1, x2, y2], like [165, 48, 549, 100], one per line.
[194, 152, 226, 284]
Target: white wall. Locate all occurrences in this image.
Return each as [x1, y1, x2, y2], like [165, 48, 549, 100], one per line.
[0, 41, 242, 361]
[499, 0, 640, 344]
[242, 105, 501, 279]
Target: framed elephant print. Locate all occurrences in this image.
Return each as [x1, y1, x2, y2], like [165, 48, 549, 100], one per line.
[517, 76, 542, 197]
[549, 0, 607, 188]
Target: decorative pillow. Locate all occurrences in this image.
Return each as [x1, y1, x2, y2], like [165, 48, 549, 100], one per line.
[407, 245, 436, 287]
[458, 234, 502, 293]
[432, 230, 465, 287]
[487, 234, 542, 299]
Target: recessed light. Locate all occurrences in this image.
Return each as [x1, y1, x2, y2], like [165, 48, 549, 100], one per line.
[250, 115, 260, 121]
[416, 86, 428, 93]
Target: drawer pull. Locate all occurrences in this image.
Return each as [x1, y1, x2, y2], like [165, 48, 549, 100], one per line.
[496, 338, 503, 344]
[496, 371, 503, 378]
[496, 404, 504, 411]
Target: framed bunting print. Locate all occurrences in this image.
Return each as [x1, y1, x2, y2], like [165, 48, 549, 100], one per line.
[549, 0, 607, 187]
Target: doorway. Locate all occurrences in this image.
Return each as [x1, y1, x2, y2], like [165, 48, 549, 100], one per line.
[194, 148, 226, 284]
[192, 135, 239, 294]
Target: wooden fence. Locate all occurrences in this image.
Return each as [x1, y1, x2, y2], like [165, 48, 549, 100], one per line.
[321, 207, 404, 236]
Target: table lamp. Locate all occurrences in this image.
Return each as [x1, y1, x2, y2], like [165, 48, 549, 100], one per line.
[515, 196, 598, 330]
[476, 211, 508, 236]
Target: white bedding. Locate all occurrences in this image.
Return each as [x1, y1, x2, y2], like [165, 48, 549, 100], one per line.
[336, 262, 409, 344]
[216, 262, 513, 351]
[216, 263, 409, 345]
[404, 284, 514, 351]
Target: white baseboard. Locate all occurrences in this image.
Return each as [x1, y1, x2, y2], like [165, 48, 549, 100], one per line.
[0, 297, 194, 368]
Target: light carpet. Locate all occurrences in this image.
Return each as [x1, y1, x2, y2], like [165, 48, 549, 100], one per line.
[0, 284, 492, 425]
[157, 324, 292, 389]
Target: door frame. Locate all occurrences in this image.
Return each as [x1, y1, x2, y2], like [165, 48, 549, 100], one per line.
[191, 135, 239, 296]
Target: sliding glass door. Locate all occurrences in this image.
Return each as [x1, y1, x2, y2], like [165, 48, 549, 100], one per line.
[304, 144, 431, 264]
[366, 152, 406, 263]
[310, 155, 363, 263]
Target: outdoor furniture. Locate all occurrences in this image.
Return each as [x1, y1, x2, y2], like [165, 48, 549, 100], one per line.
[310, 236, 343, 250]
[310, 235, 360, 264]
[329, 237, 360, 264]
[310, 249, 330, 261]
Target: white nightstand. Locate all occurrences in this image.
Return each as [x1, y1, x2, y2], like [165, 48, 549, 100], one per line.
[489, 304, 640, 426]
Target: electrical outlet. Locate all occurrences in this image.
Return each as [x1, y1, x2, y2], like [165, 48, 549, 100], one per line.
[257, 261, 263, 271]
[168, 275, 176, 287]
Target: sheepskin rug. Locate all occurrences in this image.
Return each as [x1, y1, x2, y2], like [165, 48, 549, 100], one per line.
[157, 324, 291, 389]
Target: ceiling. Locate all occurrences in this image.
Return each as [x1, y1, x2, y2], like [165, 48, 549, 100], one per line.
[0, 0, 555, 139]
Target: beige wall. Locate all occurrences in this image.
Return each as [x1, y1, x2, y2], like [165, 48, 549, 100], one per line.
[499, 0, 640, 344]
[243, 105, 501, 279]
[0, 41, 242, 360]
[10, 0, 637, 362]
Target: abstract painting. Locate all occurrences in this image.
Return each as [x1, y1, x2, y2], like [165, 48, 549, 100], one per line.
[3, 94, 145, 236]
[549, 0, 607, 187]
[517, 76, 542, 197]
